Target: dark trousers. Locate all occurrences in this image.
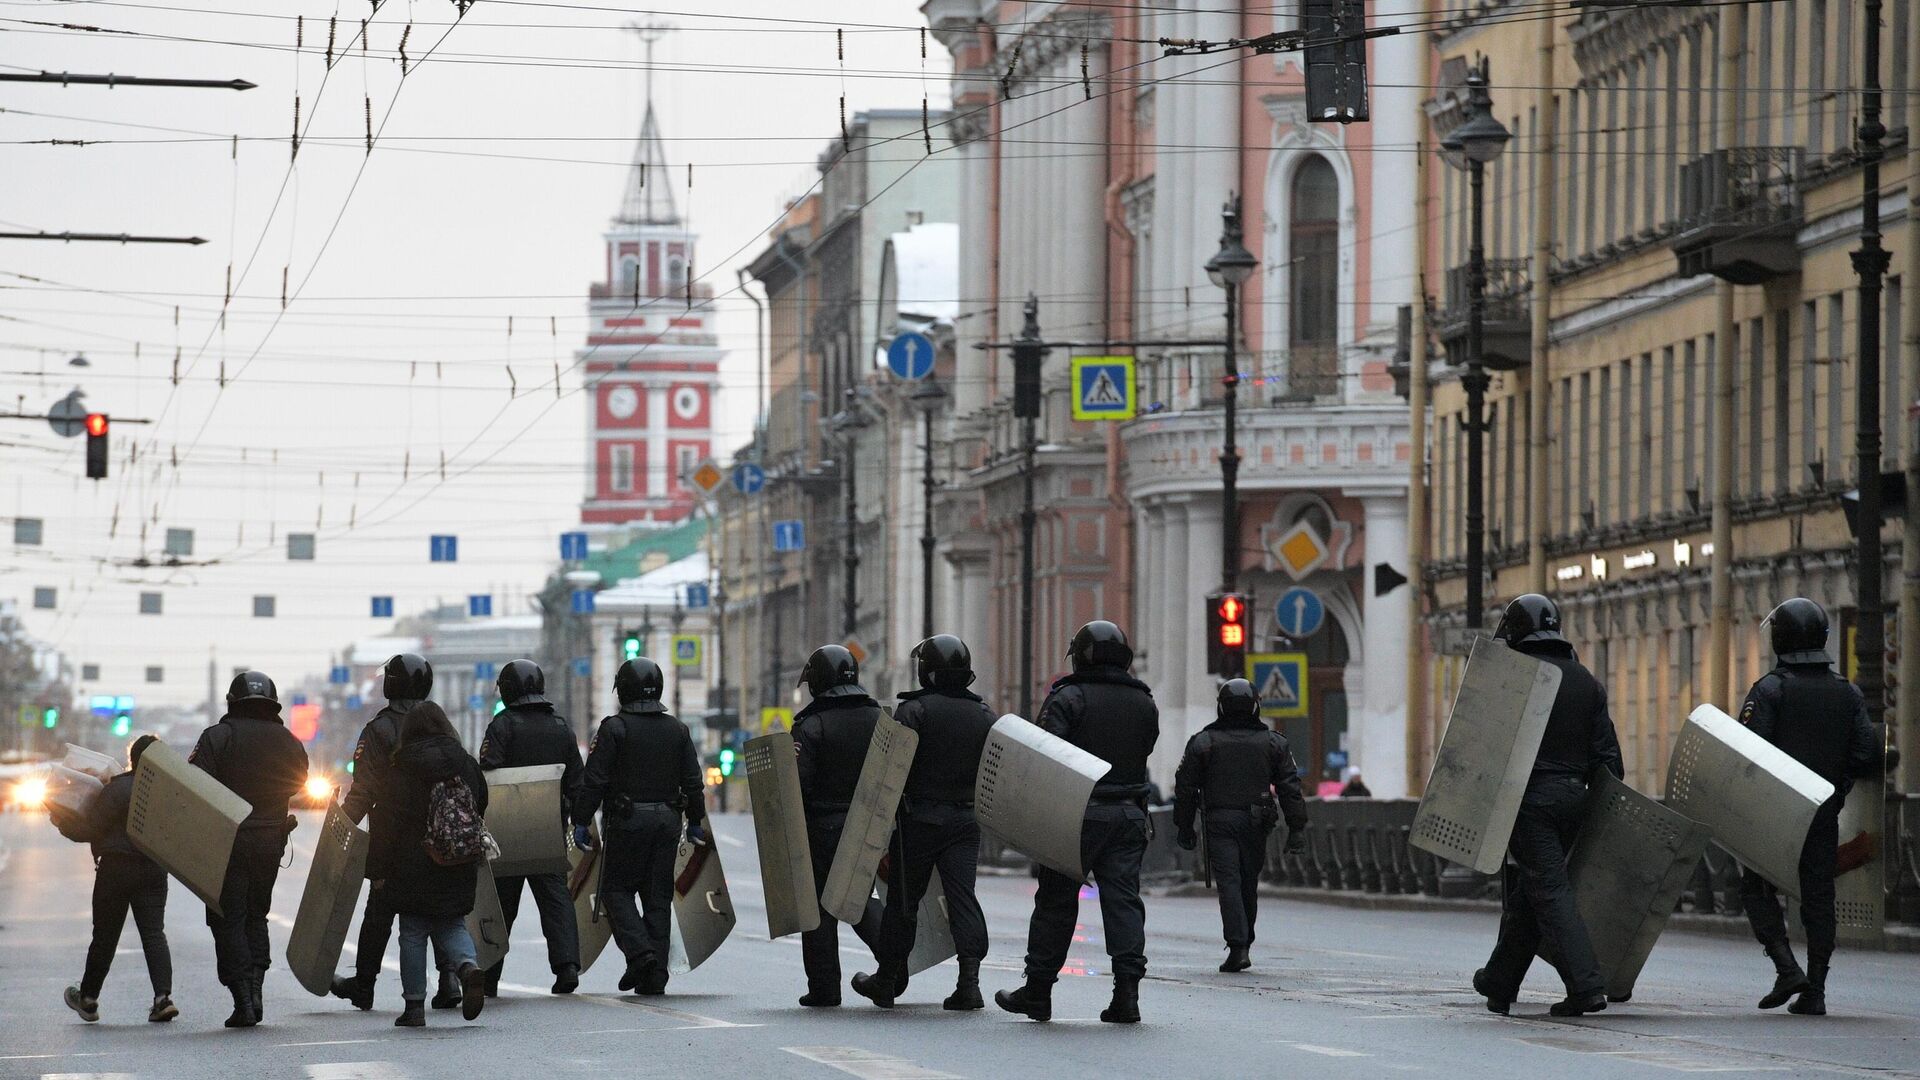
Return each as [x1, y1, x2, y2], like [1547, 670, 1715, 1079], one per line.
[1742, 800, 1841, 962]
[602, 803, 682, 979]
[801, 811, 883, 993]
[876, 805, 988, 991]
[1205, 809, 1269, 948]
[489, 872, 580, 977]
[1481, 776, 1604, 999]
[1025, 802, 1150, 983]
[352, 883, 449, 983]
[82, 853, 171, 999]
[207, 830, 285, 988]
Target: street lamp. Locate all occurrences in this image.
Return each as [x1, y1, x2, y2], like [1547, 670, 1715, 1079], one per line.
[828, 388, 871, 639]
[910, 378, 948, 640]
[1206, 194, 1259, 594]
[1439, 57, 1510, 632]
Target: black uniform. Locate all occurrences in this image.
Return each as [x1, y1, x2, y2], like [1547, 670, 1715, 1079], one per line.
[1173, 716, 1309, 950]
[1736, 661, 1880, 985]
[479, 702, 584, 980]
[575, 702, 705, 986]
[338, 700, 449, 990]
[1023, 666, 1160, 985]
[873, 686, 996, 993]
[190, 702, 309, 994]
[793, 688, 887, 995]
[75, 771, 173, 1002]
[1477, 639, 1623, 1005]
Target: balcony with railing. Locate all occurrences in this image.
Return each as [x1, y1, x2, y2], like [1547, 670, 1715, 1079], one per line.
[1434, 258, 1531, 371]
[1671, 147, 1803, 284]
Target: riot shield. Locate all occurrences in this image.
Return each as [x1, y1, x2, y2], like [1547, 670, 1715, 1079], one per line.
[668, 835, 736, 973]
[744, 731, 820, 937]
[975, 714, 1111, 879]
[820, 716, 919, 925]
[466, 859, 511, 972]
[1410, 638, 1561, 875]
[285, 799, 370, 995]
[1828, 777, 1886, 946]
[484, 763, 570, 877]
[126, 741, 252, 913]
[1666, 704, 1834, 895]
[568, 824, 612, 974]
[1563, 773, 1712, 1000]
[875, 870, 958, 976]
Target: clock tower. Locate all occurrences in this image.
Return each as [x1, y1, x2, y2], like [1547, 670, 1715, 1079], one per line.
[579, 97, 720, 528]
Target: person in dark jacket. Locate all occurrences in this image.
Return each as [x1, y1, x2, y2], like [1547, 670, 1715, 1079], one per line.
[330, 654, 459, 1012]
[368, 701, 488, 1027]
[60, 734, 176, 1024]
[791, 644, 887, 1007]
[478, 659, 584, 996]
[1174, 679, 1309, 974]
[1339, 771, 1372, 798]
[997, 620, 1160, 1025]
[574, 657, 706, 996]
[851, 635, 996, 1011]
[1472, 594, 1624, 1019]
[1737, 598, 1889, 1017]
[191, 670, 309, 1028]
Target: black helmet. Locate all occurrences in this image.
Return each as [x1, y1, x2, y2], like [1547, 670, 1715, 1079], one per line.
[496, 659, 549, 707]
[226, 669, 278, 705]
[798, 645, 860, 698]
[616, 657, 665, 706]
[1494, 594, 1565, 647]
[1217, 678, 1260, 721]
[1765, 597, 1830, 665]
[1067, 620, 1132, 671]
[913, 634, 975, 689]
[382, 653, 433, 701]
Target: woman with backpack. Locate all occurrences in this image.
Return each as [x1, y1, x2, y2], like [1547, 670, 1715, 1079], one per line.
[366, 701, 490, 1027]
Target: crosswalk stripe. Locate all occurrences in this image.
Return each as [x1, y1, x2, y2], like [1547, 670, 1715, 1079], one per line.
[304, 1063, 411, 1080]
[783, 1046, 962, 1080]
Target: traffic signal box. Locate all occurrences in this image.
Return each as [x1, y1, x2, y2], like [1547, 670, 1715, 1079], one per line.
[1207, 592, 1252, 679]
[85, 413, 109, 479]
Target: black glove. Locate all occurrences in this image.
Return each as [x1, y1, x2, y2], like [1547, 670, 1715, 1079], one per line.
[1284, 830, 1307, 855]
[1177, 828, 1197, 851]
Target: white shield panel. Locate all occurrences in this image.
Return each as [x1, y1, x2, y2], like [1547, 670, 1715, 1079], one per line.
[466, 859, 511, 972]
[820, 716, 919, 926]
[669, 837, 736, 973]
[1828, 776, 1886, 945]
[876, 871, 958, 976]
[285, 799, 369, 995]
[745, 731, 820, 937]
[975, 714, 1111, 880]
[484, 763, 570, 877]
[126, 741, 251, 913]
[1565, 773, 1713, 1000]
[1666, 704, 1834, 896]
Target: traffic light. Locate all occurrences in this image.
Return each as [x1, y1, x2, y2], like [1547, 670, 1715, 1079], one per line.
[621, 629, 642, 661]
[84, 412, 109, 479]
[42, 706, 58, 729]
[1302, 0, 1370, 123]
[1011, 295, 1046, 419]
[111, 712, 131, 738]
[1206, 591, 1251, 678]
[717, 746, 736, 778]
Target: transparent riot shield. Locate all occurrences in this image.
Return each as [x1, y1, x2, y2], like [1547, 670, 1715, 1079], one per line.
[466, 858, 511, 972]
[126, 741, 252, 913]
[1564, 773, 1713, 1000]
[568, 823, 612, 974]
[820, 716, 919, 925]
[285, 799, 370, 995]
[975, 714, 1111, 879]
[484, 763, 570, 877]
[668, 835, 736, 973]
[1411, 638, 1562, 875]
[1666, 704, 1834, 895]
[744, 731, 820, 937]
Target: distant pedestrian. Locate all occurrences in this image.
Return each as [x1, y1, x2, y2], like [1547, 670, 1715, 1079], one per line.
[1339, 770, 1372, 798]
[368, 701, 489, 1028]
[57, 734, 176, 1024]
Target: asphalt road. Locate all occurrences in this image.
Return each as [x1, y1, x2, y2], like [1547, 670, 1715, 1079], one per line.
[2, 810, 1915, 1080]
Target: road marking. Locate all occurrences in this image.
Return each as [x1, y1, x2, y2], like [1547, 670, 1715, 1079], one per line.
[783, 1046, 962, 1080]
[279, 1040, 384, 1048]
[1286, 1044, 1370, 1058]
[496, 982, 758, 1029]
[305, 1064, 410, 1080]
[0, 1056, 113, 1064]
[40, 1074, 134, 1080]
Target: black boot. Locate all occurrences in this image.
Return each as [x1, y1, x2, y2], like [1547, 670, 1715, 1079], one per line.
[1549, 989, 1607, 1017]
[394, 999, 426, 1028]
[1100, 976, 1142, 1024]
[330, 973, 374, 1011]
[994, 980, 1052, 1022]
[1788, 956, 1828, 1016]
[483, 964, 501, 999]
[636, 968, 669, 997]
[223, 983, 258, 1028]
[851, 972, 896, 1009]
[248, 974, 264, 1023]
[430, 971, 463, 1010]
[1472, 968, 1511, 1015]
[1220, 944, 1251, 973]
[798, 986, 841, 1007]
[552, 964, 579, 995]
[458, 962, 487, 1021]
[1758, 940, 1810, 1009]
[943, 959, 984, 1011]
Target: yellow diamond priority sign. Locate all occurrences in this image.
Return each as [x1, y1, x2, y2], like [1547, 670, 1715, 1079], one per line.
[690, 459, 724, 495]
[1273, 521, 1329, 581]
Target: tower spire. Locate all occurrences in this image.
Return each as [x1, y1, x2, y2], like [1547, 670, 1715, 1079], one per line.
[617, 21, 677, 226]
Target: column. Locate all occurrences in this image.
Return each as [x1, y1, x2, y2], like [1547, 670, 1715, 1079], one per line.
[1151, 497, 1192, 786]
[1173, 497, 1224, 786]
[1355, 493, 1412, 798]
[1139, 502, 1167, 686]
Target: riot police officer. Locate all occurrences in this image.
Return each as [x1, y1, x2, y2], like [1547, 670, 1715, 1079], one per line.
[574, 658, 706, 996]
[190, 670, 309, 1028]
[851, 635, 996, 1010]
[1173, 678, 1309, 973]
[330, 654, 462, 1012]
[478, 659, 584, 996]
[996, 621, 1159, 1025]
[1472, 594, 1623, 1018]
[1737, 598, 1887, 1016]
[791, 644, 887, 1007]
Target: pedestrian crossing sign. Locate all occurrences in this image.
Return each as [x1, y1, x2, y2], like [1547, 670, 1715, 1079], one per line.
[1247, 652, 1309, 719]
[1071, 355, 1136, 421]
[673, 634, 701, 667]
[760, 706, 793, 733]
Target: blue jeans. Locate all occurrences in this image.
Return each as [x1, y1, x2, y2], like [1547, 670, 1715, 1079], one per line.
[398, 915, 476, 1001]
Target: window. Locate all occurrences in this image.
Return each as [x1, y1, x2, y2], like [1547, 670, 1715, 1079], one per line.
[1584, 87, 1600, 253]
[1803, 300, 1820, 482]
[1749, 316, 1765, 495]
[1826, 293, 1845, 477]
[610, 444, 634, 493]
[676, 445, 700, 488]
[14, 517, 42, 545]
[33, 587, 55, 609]
[1639, 353, 1654, 517]
[619, 255, 639, 288]
[1598, 366, 1613, 524]
[1783, 1, 1798, 147]
[1775, 312, 1792, 493]
[1661, 346, 1676, 512]
[1683, 339, 1698, 501]
[1578, 372, 1592, 527]
[668, 256, 687, 288]
[1757, 3, 1774, 144]
[165, 528, 193, 556]
[1703, 333, 1718, 504]
[1289, 156, 1340, 397]
[1664, 44, 1680, 222]
[1560, 376, 1574, 534]
[146, 666, 163, 684]
[1834, 0, 1852, 158]
[253, 595, 276, 618]
[1809, 0, 1826, 154]
[140, 592, 162, 615]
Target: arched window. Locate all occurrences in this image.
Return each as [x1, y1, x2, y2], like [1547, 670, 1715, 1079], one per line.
[619, 255, 639, 288]
[1288, 156, 1340, 396]
[667, 257, 686, 288]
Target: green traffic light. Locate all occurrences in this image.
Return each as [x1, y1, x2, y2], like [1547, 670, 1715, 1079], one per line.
[112, 713, 131, 738]
[622, 636, 641, 660]
[42, 707, 59, 729]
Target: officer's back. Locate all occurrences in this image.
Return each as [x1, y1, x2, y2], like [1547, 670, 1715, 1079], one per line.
[794, 691, 881, 810]
[480, 660, 583, 807]
[1742, 659, 1876, 794]
[1498, 597, 1622, 783]
[897, 686, 996, 804]
[192, 680, 308, 829]
[1039, 629, 1158, 797]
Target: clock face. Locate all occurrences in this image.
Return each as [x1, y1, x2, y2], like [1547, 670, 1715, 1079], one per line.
[606, 385, 639, 420]
[672, 386, 702, 421]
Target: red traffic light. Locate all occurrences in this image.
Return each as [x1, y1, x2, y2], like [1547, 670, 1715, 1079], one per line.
[84, 412, 109, 437]
[1217, 595, 1244, 623]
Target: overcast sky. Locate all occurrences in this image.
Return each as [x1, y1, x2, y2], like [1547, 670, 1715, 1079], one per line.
[3, 0, 951, 706]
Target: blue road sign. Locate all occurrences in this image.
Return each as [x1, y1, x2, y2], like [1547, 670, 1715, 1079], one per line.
[468, 694, 485, 710]
[291, 693, 308, 707]
[474, 661, 497, 681]
[684, 582, 711, 609]
[731, 462, 767, 495]
[1246, 653, 1309, 719]
[572, 657, 591, 678]
[429, 535, 458, 562]
[570, 588, 596, 614]
[1274, 586, 1326, 638]
[1071, 356, 1137, 421]
[886, 331, 936, 380]
[371, 595, 394, 618]
[772, 519, 806, 552]
[1325, 749, 1349, 772]
[469, 594, 493, 617]
[560, 531, 589, 561]
[328, 665, 350, 685]
[346, 694, 364, 710]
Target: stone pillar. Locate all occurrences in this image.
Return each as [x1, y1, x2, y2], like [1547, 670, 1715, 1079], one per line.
[1355, 493, 1412, 797]
[1151, 497, 1192, 784]
[1172, 497, 1224, 785]
[1140, 502, 1167, 686]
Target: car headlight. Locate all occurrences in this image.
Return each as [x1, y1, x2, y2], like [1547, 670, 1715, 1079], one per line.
[303, 775, 333, 803]
[13, 777, 48, 810]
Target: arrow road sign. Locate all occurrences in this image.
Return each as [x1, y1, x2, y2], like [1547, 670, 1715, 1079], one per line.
[684, 582, 711, 609]
[1275, 587, 1326, 638]
[886, 331, 936, 380]
[570, 589, 596, 614]
[429, 535, 458, 562]
[560, 531, 589, 561]
[731, 462, 767, 495]
[772, 519, 806, 552]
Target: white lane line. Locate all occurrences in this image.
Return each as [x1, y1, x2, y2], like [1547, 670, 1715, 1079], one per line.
[496, 981, 760, 1029]
[1286, 1044, 1371, 1058]
[40, 1074, 135, 1080]
[279, 1040, 384, 1048]
[783, 1046, 963, 1080]
[0, 1056, 114, 1064]
[304, 1064, 411, 1080]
